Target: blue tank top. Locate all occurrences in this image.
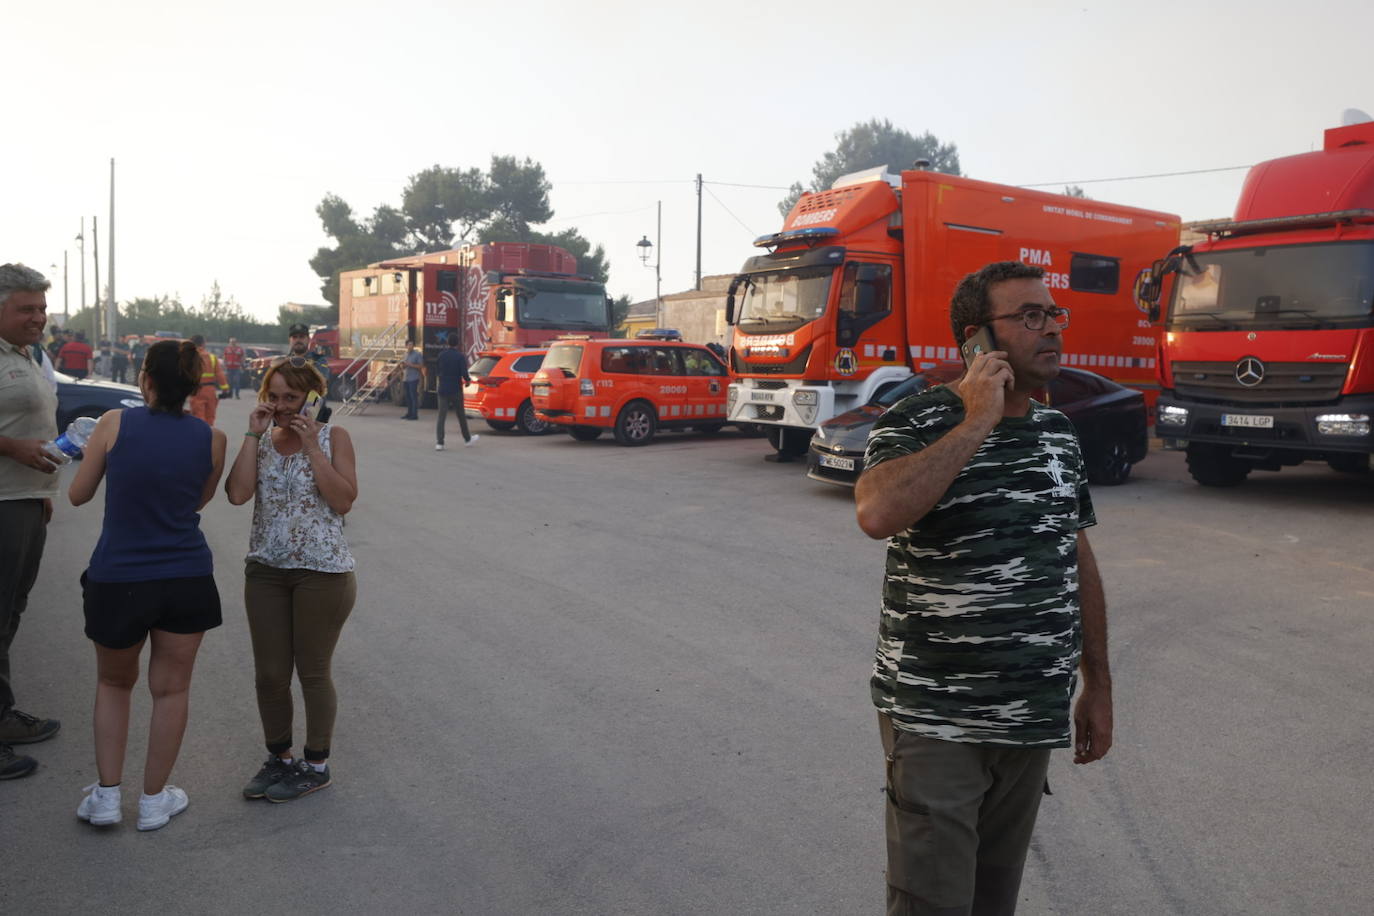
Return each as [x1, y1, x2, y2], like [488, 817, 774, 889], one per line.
[86, 407, 214, 582]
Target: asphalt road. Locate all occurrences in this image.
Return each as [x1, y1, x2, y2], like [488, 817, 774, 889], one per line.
[2, 395, 1372, 915]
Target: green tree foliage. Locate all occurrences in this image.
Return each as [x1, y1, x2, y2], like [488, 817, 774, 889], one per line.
[277, 303, 336, 329]
[312, 155, 600, 306]
[309, 195, 411, 307]
[778, 119, 962, 216]
[74, 284, 288, 343]
[610, 294, 632, 335]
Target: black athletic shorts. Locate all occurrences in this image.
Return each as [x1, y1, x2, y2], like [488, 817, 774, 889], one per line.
[81, 571, 222, 649]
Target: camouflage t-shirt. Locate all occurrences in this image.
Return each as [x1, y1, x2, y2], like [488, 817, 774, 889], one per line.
[864, 385, 1096, 747]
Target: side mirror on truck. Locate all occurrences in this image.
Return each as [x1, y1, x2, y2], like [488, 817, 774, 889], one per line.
[725, 276, 742, 326]
[495, 289, 510, 323]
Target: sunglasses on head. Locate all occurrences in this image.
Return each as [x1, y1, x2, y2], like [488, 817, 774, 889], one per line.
[270, 356, 311, 368]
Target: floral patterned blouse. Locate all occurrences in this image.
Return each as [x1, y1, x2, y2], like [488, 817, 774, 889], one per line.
[247, 424, 355, 573]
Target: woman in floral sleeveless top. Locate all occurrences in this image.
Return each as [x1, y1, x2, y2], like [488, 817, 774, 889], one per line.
[225, 357, 357, 803]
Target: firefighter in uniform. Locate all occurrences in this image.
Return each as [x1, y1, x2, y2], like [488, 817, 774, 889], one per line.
[188, 335, 228, 426]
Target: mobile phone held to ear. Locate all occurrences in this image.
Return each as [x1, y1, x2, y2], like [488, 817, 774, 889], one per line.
[960, 325, 997, 367]
[299, 391, 332, 423]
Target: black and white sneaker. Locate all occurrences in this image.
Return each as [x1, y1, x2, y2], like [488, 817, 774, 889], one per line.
[265, 760, 331, 803]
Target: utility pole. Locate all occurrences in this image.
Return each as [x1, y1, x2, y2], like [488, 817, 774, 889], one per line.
[107, 158, 117, 345]
[695, 174, 703, 290]
[77, 219, 86, 323]
[92, 216, 101, 347]
[63, 251, 70, 325]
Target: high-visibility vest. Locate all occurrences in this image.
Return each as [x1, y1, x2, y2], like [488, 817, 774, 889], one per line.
[199, 351, 220, 385]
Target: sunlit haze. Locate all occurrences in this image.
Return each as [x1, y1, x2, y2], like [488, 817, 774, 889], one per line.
[5, 0, 1370, 322]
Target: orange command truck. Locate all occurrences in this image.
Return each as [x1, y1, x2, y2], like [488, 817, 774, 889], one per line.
[723, 166, 1181, 458]
[337, 242, 612, 404]
[1140, 116, 1374, 486]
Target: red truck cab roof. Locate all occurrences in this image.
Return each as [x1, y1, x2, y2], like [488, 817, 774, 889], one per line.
[1233, 120, 1374, 221]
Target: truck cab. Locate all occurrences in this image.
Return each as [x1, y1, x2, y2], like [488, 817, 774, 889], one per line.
[1147, 117, 1374, 485]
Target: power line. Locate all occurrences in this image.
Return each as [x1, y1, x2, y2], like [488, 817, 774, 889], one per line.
[551, 178, 693, 186]
[1018, 164, 1253, 188]
[543, 203, 660, 226]
[703, 179, 792, 191]
[704, 186, 757, 238]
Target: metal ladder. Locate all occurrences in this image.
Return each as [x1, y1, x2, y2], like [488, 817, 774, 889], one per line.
[337, 322, 405, 416]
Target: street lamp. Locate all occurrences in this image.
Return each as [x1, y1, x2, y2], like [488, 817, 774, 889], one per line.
[636, 201, 662, 326]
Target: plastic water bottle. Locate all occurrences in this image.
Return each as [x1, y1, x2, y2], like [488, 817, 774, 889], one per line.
[42, 416, 99, 465]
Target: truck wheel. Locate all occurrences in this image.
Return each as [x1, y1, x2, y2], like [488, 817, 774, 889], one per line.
[486, 420, 516, 432]
[1087, 435, 1133, 486]
[330, 375, 357, 401]
[516, 400, 551, 435]
[766, 426, 810, 460]
[1186, 443, 1250, 487]
[614, 401, 657, 446]
[569, 426, 602, 441]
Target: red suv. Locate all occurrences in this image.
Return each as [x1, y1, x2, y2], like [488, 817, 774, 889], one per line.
[530, 337, 730, 446]
[464, 348, 550, 434]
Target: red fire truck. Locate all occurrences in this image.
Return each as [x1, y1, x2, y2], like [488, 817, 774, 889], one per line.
[1142, 116, 1374, 486]
[337, 242, 611, 403]
[723, 166, 1181, 458]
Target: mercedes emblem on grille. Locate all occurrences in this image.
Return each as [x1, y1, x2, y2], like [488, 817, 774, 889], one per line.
[1235, 356, 1265, 387]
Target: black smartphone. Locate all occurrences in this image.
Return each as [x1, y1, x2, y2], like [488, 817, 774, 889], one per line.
[960, 325, 997, 366]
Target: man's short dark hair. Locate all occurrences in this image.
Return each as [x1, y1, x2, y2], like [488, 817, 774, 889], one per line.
[949, 261, 1045, 347]
[446, 333, 459, 348]
[191, 334, 206, 347]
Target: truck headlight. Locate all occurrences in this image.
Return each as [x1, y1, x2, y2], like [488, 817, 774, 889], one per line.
[1157, 405, 1188, 426]
[726, 386, 739, 412]
[792, 389, 818, 407]
[1315, 413, 1370, 436]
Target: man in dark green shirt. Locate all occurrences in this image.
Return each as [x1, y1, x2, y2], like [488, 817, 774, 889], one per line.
[856, 261, 1113, 916]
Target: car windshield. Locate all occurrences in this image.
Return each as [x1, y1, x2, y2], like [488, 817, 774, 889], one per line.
[872, 375, 927, 406]
[735, 266, 836, 336]
[516, 279, 610, 331]
[469, 356, 500, 378]
[542, 344, 583, 375]
[1169, 241, 1374, 330]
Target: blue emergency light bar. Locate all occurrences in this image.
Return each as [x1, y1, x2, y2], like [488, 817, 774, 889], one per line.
[752, 226, 841, 248]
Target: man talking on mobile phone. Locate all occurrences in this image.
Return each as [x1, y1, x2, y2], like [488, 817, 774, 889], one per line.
[855, 261, 1112, 916]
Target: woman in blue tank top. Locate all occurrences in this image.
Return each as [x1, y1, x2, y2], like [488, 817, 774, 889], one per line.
[68, 339, 227, 831]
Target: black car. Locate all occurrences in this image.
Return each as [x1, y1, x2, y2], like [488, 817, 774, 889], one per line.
[807, 363, 1148, 487]
[55, 370, 145, 430]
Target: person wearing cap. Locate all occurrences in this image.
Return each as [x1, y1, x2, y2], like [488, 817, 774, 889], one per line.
[287, 323, 311, 360]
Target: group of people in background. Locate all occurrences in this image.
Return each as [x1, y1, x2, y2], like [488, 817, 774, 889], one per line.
[0, 263, 360, 832]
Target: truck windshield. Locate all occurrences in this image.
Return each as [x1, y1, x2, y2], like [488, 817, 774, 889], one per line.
[1169, 241, 1374, 330]
[735, 266, 835, 336]
[516, 279, 609, 331]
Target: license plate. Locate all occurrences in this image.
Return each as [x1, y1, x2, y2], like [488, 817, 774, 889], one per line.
[751, 390, 775, 402]
[819, 454, 856, 471]
[1221, 414, 1274, 428]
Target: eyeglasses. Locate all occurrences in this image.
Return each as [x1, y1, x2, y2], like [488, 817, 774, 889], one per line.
[270, 356, 310, 368]
[986, 306, 1071, 331]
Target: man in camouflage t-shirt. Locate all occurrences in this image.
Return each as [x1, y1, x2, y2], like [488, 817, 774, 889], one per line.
[855, 261, 1113, 916]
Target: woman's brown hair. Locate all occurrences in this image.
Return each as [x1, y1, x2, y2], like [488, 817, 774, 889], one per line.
[141, 340, 200, 415]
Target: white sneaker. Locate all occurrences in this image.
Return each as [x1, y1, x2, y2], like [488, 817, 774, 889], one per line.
[137, 785, 189, 831]
[77, 782, 122, 826]
[435, 443, 444, 451]
[464, 434, 480, 447]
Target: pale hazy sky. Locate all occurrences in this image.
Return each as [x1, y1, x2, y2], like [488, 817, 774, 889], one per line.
[6, 0, 1371, 323]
